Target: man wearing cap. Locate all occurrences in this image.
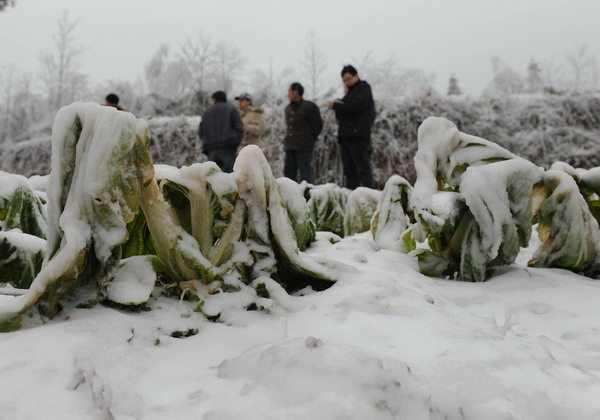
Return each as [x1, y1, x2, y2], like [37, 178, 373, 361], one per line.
[284, 82, 323, 183]
[199, 91, 244, 173]
[235, 93, 265, 154]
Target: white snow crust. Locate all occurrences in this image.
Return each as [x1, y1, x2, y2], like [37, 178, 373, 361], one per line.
[1, 230, 600, 419]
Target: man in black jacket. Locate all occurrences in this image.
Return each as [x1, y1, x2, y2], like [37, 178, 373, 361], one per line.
[328, 65, 375, 189]
[284, 82, 323, 183]
[199, 91, 243, 173]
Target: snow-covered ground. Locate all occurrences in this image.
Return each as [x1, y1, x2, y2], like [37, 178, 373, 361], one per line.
[1, 231, 600, 419]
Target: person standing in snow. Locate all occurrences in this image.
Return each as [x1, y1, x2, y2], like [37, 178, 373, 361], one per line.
[235, 92, 265, 154]
[199, 91, 244, 173]
[327, 65, 375, 189]
[284, 82, 323, 183]
[103, 93, 125, 111]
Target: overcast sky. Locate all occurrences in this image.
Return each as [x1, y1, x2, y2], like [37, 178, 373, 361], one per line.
[1, 0, 599, 97]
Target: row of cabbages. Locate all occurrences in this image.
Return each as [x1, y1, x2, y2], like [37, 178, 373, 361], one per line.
[1, 103, 599, 331]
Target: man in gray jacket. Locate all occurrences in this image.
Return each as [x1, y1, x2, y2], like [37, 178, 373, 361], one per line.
[199, 91, 243, 172]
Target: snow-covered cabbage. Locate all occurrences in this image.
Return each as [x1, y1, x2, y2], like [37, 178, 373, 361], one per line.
[146, 162, 245, 281]
[234, 146, 346, 291]
[138, 175, 219, 285]
[307, 183, 349, 237]
[343, 187, 382, 236]
[0, 103, 154, 331]
[0, 171, 47, 239]
[371, 175, 415, 253]
[0, 230, 45, 289]
[551, 162, 600, 224]
[277, 177, 316, 251]
[529, 170, 600, 275]
[412, 117, 543, 282]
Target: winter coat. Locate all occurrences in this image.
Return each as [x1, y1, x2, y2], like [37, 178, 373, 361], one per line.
[237, 106, 265, 153]
[284, 99, 323, 152]
[332, 80, 375, 139]
[199, 103, 244, 152]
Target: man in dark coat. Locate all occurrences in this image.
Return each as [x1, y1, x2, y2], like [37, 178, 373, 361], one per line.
[327, 65, 375, 189]
[199, 91, 243, 173]
[284, 82, 323, 183]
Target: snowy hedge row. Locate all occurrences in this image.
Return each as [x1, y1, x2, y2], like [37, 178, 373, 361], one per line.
[2, 93, 600, 185]
[2, 103, 600, 332]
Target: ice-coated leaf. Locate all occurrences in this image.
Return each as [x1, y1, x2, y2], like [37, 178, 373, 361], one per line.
[277, 177, 316, 251]
[371, 175, 415, 252]
[0, 171, 47, 239]
[0, 230, 45, 289]
[307, 183, 349, 237]
[529, 170, 600, 275]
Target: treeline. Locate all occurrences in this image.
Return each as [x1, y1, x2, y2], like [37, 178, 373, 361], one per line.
[3, 92, 600, 188]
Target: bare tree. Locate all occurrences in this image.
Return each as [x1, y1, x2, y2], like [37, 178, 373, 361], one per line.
[539, 57, 563, 92]
[212, 40, 245, 94]
[565, 44, 596, 92]
[39, 11, 87, 113]
[301, 30, 327, 100]
[0, 64, 16, 143]
[178, 32, 213, 96]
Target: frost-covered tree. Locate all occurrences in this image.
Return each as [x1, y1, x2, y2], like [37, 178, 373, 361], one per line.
[212, 40, 245, 94]
[353, 52, 435, 100]
[144, 43, 193, 113]
[447, 74, 461, 95]
[526, 59, 544, 93]
[178, 32, 213, 99]
[0, 0, 15, 11]
[39, 11, 88, 113]
[301, 30, 327, 100]
[144, 43, 170, 95]
[250, 61, 296, 105]
[485, 57, 524, 96]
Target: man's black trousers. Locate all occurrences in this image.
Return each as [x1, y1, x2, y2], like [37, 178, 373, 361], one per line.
[339, 136, 373, 189]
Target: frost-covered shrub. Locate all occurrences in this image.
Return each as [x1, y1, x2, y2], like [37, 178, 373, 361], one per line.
[146, 116, 203, 168]
[3, 93, 600, 187]
[411, 117, 543, 282]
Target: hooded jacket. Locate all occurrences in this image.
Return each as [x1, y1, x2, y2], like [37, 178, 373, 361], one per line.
[199, 102, 244, 152]
[238, 106, 265, 153]
[332, 80, 375, 139]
